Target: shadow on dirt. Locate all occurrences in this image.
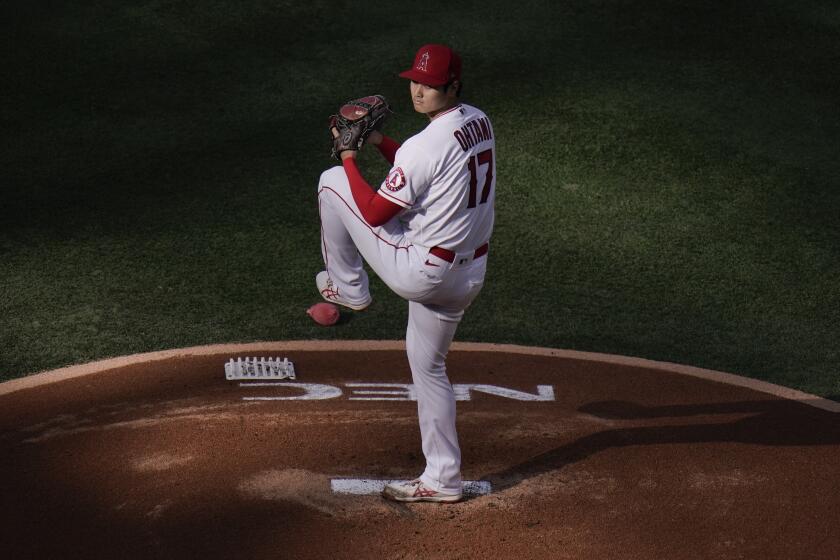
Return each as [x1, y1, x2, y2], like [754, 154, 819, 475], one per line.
[485, 398, 840, 492]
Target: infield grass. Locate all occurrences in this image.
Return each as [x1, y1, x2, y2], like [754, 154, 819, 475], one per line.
[1, 1, 838, 399]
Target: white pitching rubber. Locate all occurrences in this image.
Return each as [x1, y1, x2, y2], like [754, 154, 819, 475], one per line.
[330, 478, 492, 497]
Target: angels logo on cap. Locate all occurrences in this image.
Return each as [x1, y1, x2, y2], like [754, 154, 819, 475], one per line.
[399, 44, 461, 87]
[385, 167, 406, 192]
[417, 51, 430, 71]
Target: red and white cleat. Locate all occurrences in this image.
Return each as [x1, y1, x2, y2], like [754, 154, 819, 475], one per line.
[315, 271, 371, 311]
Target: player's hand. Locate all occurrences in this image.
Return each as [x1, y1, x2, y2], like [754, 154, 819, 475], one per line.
[328, 95, 391, 160]
[331, 126, 358, 160]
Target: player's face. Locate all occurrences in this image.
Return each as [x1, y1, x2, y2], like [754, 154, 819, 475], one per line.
[410, 80, 456, 119]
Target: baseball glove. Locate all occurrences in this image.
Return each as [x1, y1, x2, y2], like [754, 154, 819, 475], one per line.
[329, 95, 391, 160]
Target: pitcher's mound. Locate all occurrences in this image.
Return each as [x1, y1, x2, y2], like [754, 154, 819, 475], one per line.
[1, 341, 838, 559]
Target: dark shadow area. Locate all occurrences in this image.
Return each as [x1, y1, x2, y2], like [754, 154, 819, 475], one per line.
[3, 1, 838, 237]
[486, 398, 840, 491]
[578, 399, 839, 418]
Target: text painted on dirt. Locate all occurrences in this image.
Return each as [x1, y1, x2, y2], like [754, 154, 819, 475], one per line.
[238, 382, 555, 402]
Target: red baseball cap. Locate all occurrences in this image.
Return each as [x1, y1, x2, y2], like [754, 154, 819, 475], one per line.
[398, 44, 462, 87]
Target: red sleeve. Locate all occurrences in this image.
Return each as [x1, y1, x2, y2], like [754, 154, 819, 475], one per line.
[376, 135, 401, 165]
[342, 158, 403, 227]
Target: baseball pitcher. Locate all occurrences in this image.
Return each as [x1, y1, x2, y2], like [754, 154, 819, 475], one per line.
[317, 44, 496, 502]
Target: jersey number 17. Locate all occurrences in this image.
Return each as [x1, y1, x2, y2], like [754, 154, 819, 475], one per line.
[466, 148, 494, 209]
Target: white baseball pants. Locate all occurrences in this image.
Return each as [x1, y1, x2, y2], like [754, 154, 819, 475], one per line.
[317, 166, 486, 494]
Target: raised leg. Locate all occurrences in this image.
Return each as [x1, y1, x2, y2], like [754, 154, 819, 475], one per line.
[317, 166, 373, 305]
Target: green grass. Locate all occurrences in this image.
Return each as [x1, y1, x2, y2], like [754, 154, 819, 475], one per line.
[1, 1, 838, 399]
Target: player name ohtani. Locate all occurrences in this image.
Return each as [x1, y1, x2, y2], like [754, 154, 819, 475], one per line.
[453, 116, 494, 152]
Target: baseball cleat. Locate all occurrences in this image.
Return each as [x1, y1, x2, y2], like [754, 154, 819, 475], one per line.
[315, 271, 372, 311]
[382, 479, 463, 503]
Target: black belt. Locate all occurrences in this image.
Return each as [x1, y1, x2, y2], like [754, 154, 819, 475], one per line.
[429, 243, 489, 264]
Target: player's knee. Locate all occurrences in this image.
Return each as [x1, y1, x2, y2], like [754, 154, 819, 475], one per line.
[318, 166, 346, 193]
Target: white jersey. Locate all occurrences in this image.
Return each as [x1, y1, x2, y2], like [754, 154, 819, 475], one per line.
[376, 103, 496, 253]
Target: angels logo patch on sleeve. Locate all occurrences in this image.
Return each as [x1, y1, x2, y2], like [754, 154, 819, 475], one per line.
[385, 167, 406, 192]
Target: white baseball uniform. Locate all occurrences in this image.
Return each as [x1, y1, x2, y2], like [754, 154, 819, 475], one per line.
[317, 103, 496, 493]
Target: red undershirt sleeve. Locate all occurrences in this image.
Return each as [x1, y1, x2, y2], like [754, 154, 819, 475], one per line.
[376, 135, 401, 165]
[342, 158, 403, 227]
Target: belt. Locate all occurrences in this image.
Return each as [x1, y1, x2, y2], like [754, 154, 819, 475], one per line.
[429, 243, 489, 264]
